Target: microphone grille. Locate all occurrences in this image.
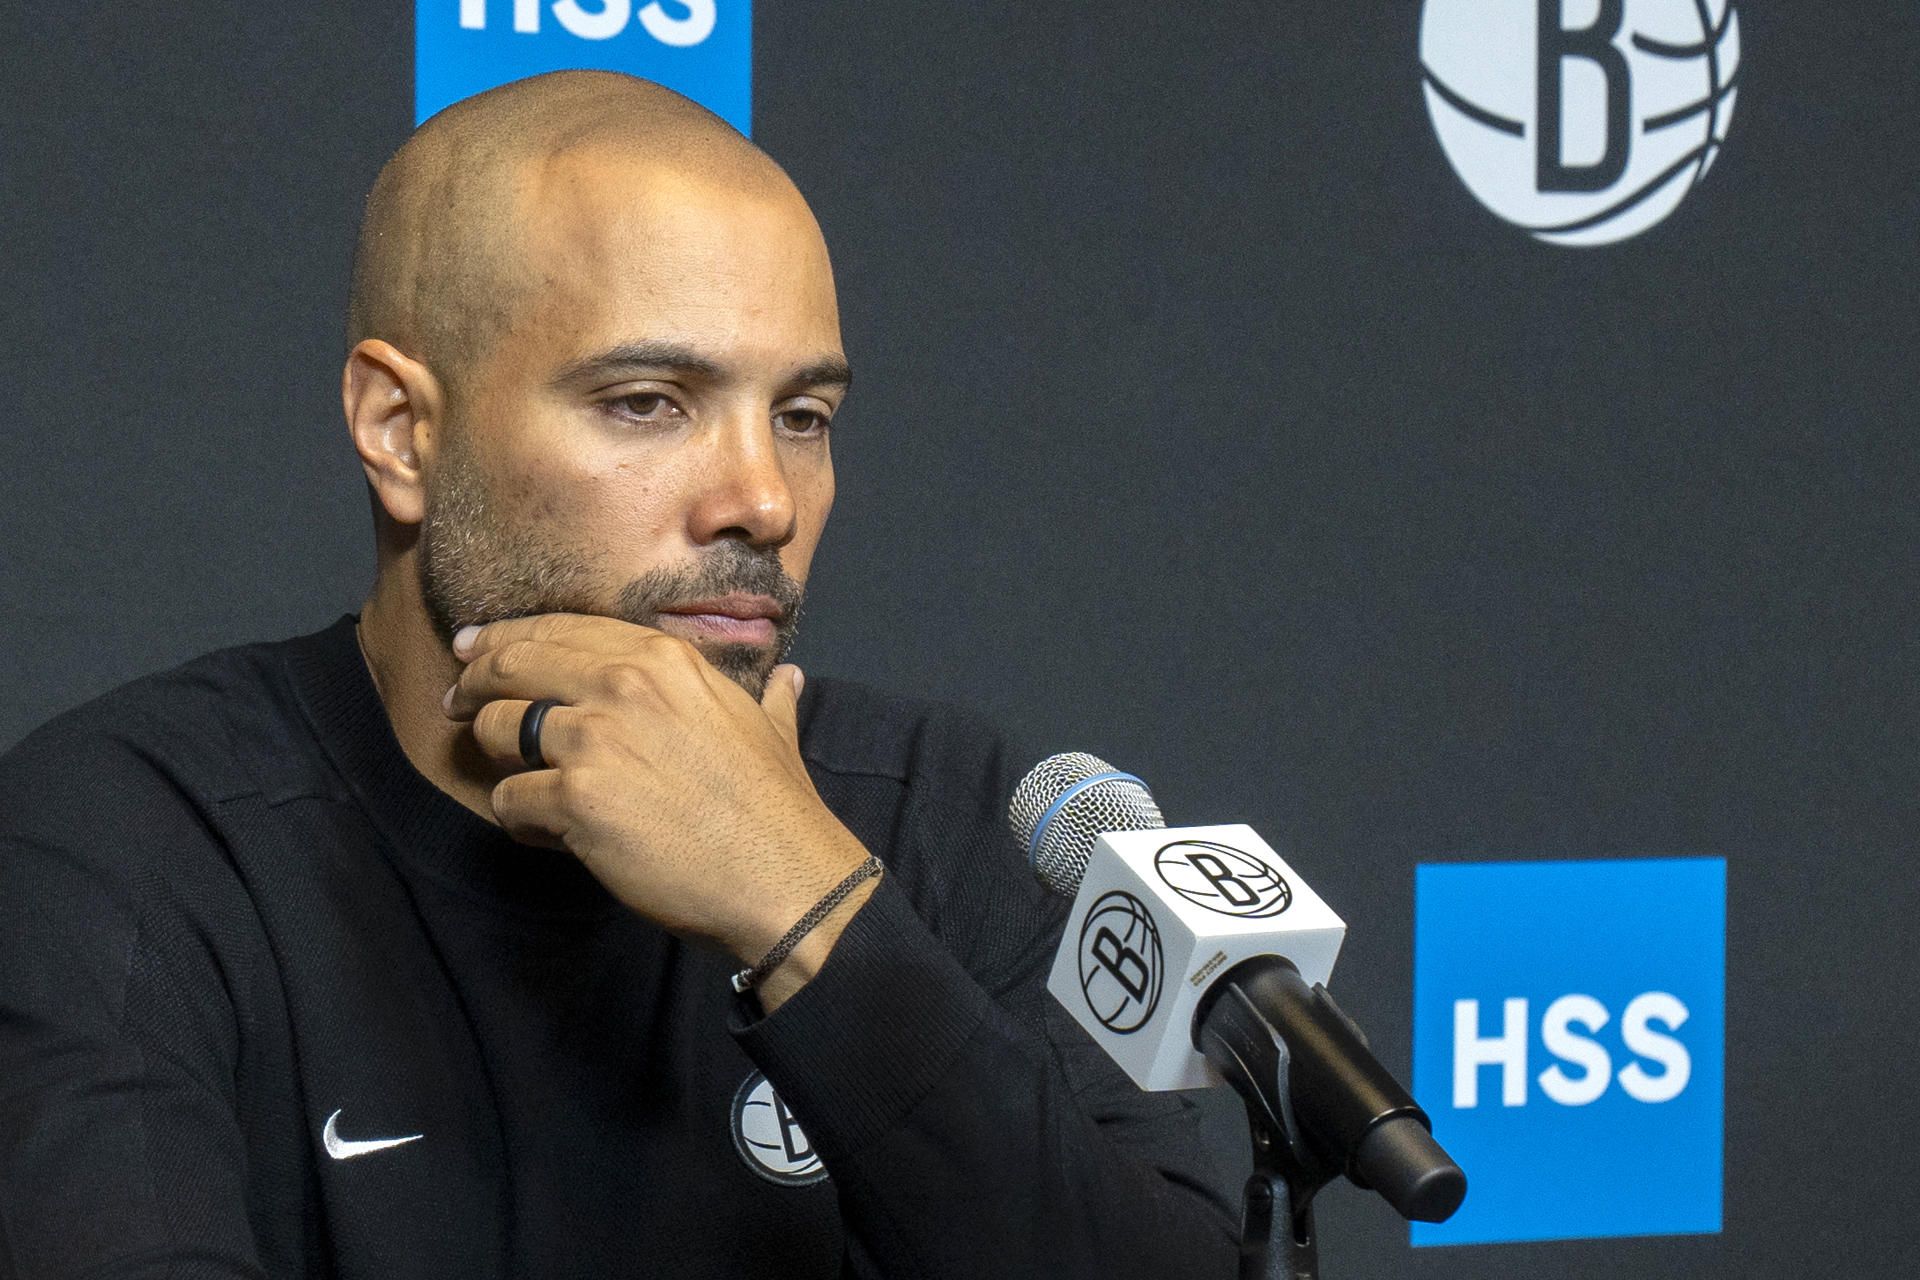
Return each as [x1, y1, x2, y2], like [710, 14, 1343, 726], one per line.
[1009, 752, 1165, 898]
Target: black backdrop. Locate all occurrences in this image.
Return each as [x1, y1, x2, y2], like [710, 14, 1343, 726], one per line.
[3, 2, 1916, 1276]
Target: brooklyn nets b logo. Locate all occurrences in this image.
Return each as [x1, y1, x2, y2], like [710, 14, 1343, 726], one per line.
[1154, 841, 1292, 919]
[730, 1072, 828, 1187]
[1076, 891, 1164, 1034]
[1420, 0, 1739, 245]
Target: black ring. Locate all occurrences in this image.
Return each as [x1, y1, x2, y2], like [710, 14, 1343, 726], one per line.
[518, 698, 561, 771]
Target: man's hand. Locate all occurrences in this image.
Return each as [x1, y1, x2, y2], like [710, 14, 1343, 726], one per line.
[443, 613, 876, 1008]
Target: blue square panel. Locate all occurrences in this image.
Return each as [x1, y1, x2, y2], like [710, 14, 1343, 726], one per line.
[417, 1, 751, 133]
[1412, 858, 1724, 1246]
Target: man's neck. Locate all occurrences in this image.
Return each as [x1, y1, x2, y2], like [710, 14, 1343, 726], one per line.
[357, 572, 504, 824]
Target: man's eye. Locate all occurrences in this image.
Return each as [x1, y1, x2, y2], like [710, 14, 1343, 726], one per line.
[779, 408, 831, 436]
[609, 392, 679, 421]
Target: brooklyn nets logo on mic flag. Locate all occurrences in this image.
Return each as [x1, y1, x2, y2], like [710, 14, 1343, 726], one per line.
[1153, 840, 1293, 919]
[1076, 890, 1165, 1034]
[1420, 0, 1739, 245]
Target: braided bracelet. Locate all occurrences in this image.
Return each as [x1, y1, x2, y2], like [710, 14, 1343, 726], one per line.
[731, 855, 884, 994]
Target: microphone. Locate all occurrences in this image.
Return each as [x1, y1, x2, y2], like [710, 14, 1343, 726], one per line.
[1010, 752, 1465, 1224]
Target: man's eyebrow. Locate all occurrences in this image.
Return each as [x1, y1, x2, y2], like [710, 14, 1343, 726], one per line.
[552, 341, 725, 385]
[552, 342, 853, 393]
[787, 356, 853, 394]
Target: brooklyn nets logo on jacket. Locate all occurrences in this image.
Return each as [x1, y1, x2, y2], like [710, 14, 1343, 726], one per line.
[1420, 0, 1739, 245]
[730, 1071, 829, 1187]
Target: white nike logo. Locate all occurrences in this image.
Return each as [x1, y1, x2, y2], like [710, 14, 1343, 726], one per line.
[322, 1109, 423, 1160]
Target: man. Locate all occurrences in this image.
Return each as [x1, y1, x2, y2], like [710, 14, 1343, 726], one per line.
[0, 72, 1235, 1277]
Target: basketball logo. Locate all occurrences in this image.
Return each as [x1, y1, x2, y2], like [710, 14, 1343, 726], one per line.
[730, 1071, 829, 1187]
[1420, 0, 1739, 245]
[1076, 891, 1164, 1033]
[1154, 840, 1293, 919]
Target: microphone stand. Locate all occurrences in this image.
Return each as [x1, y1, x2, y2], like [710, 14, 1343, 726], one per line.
[1195, 956, 1466, 1280]
[1197, 972, 1332, 1280]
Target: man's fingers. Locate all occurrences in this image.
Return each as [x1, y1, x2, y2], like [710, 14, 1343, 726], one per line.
[760, 664, 804, 751]
[452, 613, 667, 663]
[447, 637, 681, 720]
[490, 768, 569, 848]
[470, 698, 586, 768]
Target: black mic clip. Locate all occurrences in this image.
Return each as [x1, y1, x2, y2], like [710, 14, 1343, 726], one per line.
[1194, 956, 1467, 1280]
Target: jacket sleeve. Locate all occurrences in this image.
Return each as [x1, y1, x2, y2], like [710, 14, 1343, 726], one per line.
[0, 732, 267, 1280]
[731, 864, 1240, 1280]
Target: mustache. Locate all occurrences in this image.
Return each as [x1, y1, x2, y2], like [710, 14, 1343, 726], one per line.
[612, 545, 805, 630]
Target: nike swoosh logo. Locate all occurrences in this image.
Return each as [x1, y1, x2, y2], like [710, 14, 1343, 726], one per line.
[322, 1109, 423, 1160]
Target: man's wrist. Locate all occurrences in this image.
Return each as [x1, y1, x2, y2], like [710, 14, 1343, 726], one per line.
[733, 854, 883, 993]
[751, 871, 883, 1013]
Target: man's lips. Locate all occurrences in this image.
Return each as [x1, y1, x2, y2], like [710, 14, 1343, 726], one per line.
[654, 595, 784, 645]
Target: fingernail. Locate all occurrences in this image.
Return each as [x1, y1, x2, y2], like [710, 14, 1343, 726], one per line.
[453, 624, 480, 656]
[790, 667, 805, 697]
[442, 684, 456, 714]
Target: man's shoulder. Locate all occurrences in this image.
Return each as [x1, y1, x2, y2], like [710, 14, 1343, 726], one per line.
[799, 674, 1028, 820]
[797, 676, 1066, 994]
[0, 621, 348, 829]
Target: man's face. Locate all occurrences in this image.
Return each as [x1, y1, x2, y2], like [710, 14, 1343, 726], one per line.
[417, 147, 847, 698]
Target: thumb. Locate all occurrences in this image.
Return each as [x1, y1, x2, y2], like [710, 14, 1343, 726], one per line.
[760, 663, 804, 749]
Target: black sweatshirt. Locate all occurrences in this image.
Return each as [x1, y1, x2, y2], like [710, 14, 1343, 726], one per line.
[0, 618, 1235, 1279]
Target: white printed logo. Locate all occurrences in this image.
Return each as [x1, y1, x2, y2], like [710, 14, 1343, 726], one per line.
[730, 1072, 828, 1187]
[1452, 992, 1693, 1108]
[1420, 0, 1739, 245]
[321, 1109, 423, 1160]
[458, 0, 715, 45]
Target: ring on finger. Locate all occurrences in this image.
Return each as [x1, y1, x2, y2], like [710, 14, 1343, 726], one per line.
[518, 698, 563, 771]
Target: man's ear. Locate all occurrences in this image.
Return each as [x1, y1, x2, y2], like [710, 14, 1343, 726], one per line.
[343, 339, 445, 527]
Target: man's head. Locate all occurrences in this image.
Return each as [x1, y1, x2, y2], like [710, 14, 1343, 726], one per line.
[343, 71, 846, 697]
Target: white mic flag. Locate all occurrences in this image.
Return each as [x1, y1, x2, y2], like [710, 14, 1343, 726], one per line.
[1011, 754, 1346, 1092]
[1012, 753, 1468, 1227]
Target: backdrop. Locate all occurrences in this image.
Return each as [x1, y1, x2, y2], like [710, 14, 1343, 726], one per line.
[3, 2, 1915, 1276]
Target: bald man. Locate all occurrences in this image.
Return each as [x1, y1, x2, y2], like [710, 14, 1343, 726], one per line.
[0, 73, 1235, 1278]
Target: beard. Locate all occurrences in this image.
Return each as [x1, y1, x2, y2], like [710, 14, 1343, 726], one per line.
[417, 434, 805, 699]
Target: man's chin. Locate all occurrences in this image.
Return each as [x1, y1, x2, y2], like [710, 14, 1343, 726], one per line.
[644, 615, 787, 698]
[690, 640, 781, 699]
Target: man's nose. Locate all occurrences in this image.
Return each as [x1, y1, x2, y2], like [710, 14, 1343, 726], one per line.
[685, 411, 797, 549]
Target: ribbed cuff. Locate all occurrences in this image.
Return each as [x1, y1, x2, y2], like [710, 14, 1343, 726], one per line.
[729, 872, 994, 1163]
